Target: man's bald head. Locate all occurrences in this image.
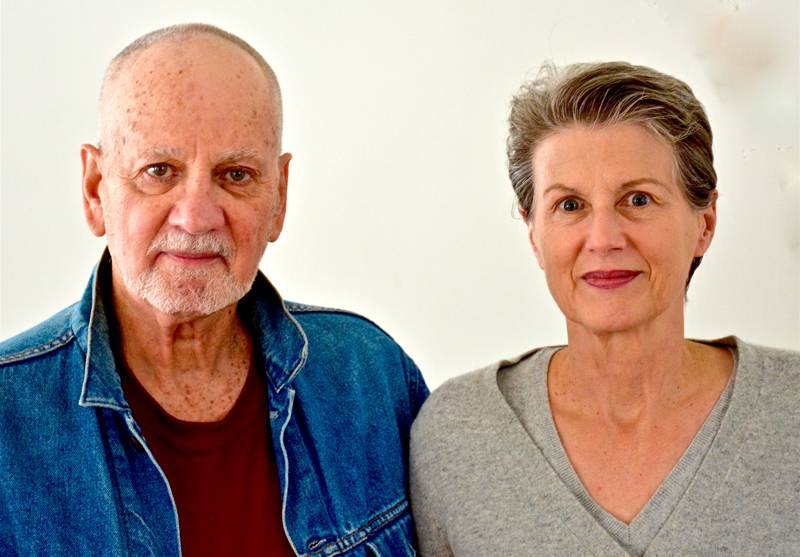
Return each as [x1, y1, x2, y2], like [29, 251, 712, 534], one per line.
[98, 23, 283, 156]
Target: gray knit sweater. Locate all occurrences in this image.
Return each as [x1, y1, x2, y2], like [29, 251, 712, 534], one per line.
[410, 338, 800, 556]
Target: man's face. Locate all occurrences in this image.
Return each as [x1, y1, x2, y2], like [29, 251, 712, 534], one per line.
[82, 36, 289, 319]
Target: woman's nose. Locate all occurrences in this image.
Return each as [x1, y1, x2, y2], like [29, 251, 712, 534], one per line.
[585, 209, 626, 254]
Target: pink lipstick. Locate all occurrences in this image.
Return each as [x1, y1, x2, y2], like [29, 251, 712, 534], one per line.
[582, 270, 641, 289]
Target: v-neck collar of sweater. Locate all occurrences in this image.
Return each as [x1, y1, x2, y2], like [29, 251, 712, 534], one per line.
[479, 336, 761, 556]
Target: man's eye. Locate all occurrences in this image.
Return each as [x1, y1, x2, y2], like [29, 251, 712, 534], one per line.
[225, 169, 251, 182]
[629, 192, 651, 207]
[560, 198, 581, 212]
[146, 164, 173, 178]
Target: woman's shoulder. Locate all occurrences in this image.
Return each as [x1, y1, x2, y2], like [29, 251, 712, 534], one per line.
[737, 337, 800, 362]
[410, 347, 551, 479]
[698, 336, 800, 369]
[413, 365, 495, 428]
[710, 337, 800, 421]
[413, 346, 556, 432]
[721, 336, 800, 377]
[735, 337, 800, 395]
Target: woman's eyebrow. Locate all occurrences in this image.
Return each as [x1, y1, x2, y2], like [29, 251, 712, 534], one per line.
[541, 184, 580, 197]
[619, 177, 670, 190]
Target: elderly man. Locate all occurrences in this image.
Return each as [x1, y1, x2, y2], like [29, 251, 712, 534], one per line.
[0, 24, 427, 556]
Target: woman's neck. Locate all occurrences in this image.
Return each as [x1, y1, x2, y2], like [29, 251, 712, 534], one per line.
[552, 316, 729, 423]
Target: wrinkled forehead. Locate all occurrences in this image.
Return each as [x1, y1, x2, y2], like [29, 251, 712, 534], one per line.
[532, 122, 678, 177]
[105, 36, 276, 150]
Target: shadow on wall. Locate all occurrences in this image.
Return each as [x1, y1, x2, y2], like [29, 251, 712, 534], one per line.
[656, 0, 799, 252]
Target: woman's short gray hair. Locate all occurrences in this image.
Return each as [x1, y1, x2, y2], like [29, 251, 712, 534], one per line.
[507, 61, 717, 220]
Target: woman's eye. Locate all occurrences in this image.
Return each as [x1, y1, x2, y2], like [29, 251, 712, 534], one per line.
[225, 169, 251, 182]
[146, 164, 173, 179]
[629, 192, 651, 207]
[560, 198, 581, 212]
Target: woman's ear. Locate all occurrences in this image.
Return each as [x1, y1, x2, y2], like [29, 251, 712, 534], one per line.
[694, 199, 718, 258]
[524, 215, 545, 270]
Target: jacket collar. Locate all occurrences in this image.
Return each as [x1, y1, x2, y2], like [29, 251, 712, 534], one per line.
[76, 251, 308, 410]
[242, 272, 308, 393]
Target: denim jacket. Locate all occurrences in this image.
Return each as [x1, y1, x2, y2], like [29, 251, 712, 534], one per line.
[0, 255, 428, 556]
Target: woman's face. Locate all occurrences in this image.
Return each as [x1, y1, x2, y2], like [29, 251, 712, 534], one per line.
[527, 123, 716, 336]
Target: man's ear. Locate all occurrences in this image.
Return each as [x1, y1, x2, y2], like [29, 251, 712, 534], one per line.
[81, 144, 106, 237]
[269, 152, 292, 242]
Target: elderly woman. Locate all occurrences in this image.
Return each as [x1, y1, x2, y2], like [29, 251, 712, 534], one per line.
[409, 62, 799, 556]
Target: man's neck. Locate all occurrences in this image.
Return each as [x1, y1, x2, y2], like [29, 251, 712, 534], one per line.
[111, 283, 253, 422]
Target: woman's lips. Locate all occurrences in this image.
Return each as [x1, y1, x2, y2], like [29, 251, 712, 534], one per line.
[581, 270, 641, 289]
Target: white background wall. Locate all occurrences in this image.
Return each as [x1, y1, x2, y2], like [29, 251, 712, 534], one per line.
[2, 0, 798, 388]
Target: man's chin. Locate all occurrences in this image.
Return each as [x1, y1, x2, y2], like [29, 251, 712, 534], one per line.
[131, 271, 253, 318]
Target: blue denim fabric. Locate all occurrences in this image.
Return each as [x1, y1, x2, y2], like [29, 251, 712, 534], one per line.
[0, 255, 428, 556]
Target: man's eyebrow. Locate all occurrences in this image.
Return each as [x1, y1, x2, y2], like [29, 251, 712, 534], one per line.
[136, 146, 185, 160]
[213, 148, 265, 165]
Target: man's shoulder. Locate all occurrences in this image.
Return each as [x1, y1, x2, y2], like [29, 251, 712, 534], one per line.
[0, 304, 78, 366]
[284, 301, 401, 348]
[284, 301, 383, 324]
[280, 301, 426, 397]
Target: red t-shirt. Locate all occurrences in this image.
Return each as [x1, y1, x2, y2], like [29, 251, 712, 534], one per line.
[120, 361, 297, 557]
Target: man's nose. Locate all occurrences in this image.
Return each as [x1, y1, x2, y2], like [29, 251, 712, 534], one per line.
[585, 208, 626, 254]
[168, 174, 225, 234]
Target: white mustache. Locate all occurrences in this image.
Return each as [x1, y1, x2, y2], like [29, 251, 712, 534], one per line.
[148, 233, 232, 258]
